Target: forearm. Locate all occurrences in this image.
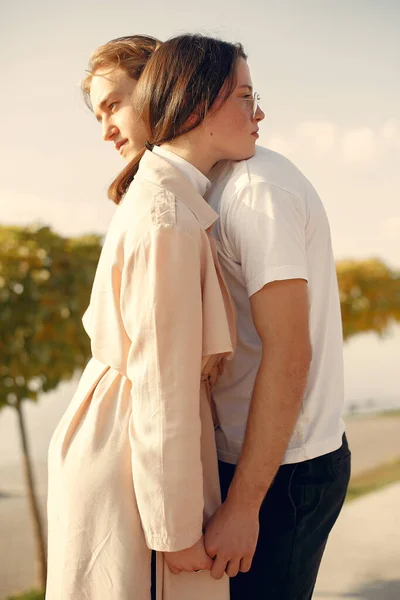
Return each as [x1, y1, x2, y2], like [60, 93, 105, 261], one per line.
[227, 349, 311, 511]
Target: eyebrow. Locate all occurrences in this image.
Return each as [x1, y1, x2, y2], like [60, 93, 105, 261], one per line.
[236, 84, 253, 92]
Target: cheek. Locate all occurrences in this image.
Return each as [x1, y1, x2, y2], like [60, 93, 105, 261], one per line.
[119, 107, 145, 135]
[215, 109, 250, 140]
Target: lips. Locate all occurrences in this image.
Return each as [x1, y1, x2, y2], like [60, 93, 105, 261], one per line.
[251, 131, 259, 139]
[115, 140, 127, 153]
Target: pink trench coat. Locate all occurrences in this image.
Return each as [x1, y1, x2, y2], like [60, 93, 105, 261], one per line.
[46, 151, 236, 600]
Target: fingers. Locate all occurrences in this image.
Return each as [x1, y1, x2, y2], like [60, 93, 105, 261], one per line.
[224, 555, 253, 578]
[211, 554, 228, 580]
[239, 555, 253, 573]
[203, 554, 214, 571]
[189, 546, 214, 572]
[225, 558, 241, 578]
[208, 365, 219, 387]
[173, 554, 252, 577]
[167, 564, 181, 575]
[175, 551, 214, 574]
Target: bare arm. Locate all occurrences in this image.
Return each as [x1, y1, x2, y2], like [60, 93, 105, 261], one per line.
[227, 278, 312, 510]
[206, 278, 312, 578]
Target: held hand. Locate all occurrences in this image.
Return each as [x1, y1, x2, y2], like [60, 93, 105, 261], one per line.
[208, 359, 226, 388]
[205, 499, 259, 579]
[164, 536, 214, 575]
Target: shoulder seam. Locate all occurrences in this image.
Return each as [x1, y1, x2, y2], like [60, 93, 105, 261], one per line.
[229, 179, 304, 206]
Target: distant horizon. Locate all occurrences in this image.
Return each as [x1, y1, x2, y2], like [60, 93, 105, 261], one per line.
[1, 353, 399, 469]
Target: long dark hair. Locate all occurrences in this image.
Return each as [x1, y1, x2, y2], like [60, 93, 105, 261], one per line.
[108, 34, 247, 204]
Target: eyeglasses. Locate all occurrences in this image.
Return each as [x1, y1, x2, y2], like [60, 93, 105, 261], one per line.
[252, 92, 261, 118]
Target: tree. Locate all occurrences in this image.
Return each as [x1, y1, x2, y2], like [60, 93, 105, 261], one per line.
[336, 258, 400, 341]
[1, 222, 399, 589]
[0, 225, 102, 590]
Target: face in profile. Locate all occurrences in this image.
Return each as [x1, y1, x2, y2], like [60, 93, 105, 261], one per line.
[90, 57, 264, 167]
[90, 67, 148, 162]
[203, 58, 265, 162]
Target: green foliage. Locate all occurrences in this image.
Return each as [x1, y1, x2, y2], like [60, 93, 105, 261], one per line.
[1, 224, 399, 414]
[346, 458, 400, 502]
[0, 225, 102, 411]
[5, 591, 44, 600]
[336, 258, 400, 341]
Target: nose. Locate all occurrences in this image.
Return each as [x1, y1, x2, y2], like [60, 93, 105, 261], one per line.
[102, 119, 118, 142]
[254, 106, 265, 123]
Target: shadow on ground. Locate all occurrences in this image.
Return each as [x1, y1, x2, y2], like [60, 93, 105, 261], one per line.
[315, 579, 400, 599]
[345, 580, 400, 600]
[0, 490, 23, 499]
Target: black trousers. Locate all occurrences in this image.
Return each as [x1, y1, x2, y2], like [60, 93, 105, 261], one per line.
[219, 434, 351, 600]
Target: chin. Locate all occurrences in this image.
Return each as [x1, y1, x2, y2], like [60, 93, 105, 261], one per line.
[124, 149, 135, 163]
[225, 139, 257, 162]
[230, 147, 256, 162]
[125, 143, 146, 163]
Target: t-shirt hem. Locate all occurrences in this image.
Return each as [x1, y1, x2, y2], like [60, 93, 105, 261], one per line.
[247, 265, 308, 298]
[217, 426, 346, 466]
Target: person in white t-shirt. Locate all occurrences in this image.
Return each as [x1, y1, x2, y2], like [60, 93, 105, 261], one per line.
[204, 146, 351, 598]
[83, 34, 350, 600]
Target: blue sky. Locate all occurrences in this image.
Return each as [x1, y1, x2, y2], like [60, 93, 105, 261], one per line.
[1, 0, 399, 405]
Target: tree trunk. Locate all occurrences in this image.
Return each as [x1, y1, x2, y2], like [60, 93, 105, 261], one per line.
[15, 399, 47, 591]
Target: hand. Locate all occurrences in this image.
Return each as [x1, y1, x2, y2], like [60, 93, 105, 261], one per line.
[208, 359, 226, 388]
[164, 535, 214, 575]
[205, 499, 259, 579]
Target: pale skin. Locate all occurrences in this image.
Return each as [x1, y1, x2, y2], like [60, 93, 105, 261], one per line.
[90, 58, 264, 171]
[90, 56, 265, 576]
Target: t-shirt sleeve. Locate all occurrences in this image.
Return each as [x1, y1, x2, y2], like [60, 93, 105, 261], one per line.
[225, 182, 308, 297]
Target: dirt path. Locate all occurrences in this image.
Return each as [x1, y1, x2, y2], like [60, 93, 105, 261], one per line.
[314, 482, 400, 599]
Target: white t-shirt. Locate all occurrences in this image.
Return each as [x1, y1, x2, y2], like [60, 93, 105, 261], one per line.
[207, 146, 345, 465]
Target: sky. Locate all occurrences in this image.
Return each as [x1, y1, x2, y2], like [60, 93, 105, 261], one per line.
[0, 0, 399, 420]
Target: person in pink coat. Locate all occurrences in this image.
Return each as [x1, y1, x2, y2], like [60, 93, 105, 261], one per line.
[46, 34, 264, 599]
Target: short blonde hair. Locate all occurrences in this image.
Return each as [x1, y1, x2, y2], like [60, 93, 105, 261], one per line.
[81, 35, 162, 110]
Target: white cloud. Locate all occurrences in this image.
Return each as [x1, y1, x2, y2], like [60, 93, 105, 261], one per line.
[267, 120, 400, 167]
[268, 120, 337, 158]
[266, 135, 296, 157]
[380, 119, 400, 148]
[296, 121, 337, 154]
[340, 127, 377, 165]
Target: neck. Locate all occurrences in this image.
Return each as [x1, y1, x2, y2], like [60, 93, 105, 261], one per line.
[160, 133, 217, 176]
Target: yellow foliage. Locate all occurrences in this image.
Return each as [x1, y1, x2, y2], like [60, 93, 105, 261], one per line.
[336, 258, 400, 341]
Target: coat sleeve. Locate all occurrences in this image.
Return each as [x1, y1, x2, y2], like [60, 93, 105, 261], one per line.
[120, 224, 204, 552]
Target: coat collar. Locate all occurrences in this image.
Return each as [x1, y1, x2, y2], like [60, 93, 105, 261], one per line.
[135, 149, 219, 230]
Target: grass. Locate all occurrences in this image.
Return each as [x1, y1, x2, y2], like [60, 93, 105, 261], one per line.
[5, 591, 44, 600]
[345, 408, 400, 420]
[376, 409, 400, 418]
[346, 457, 400, 501]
